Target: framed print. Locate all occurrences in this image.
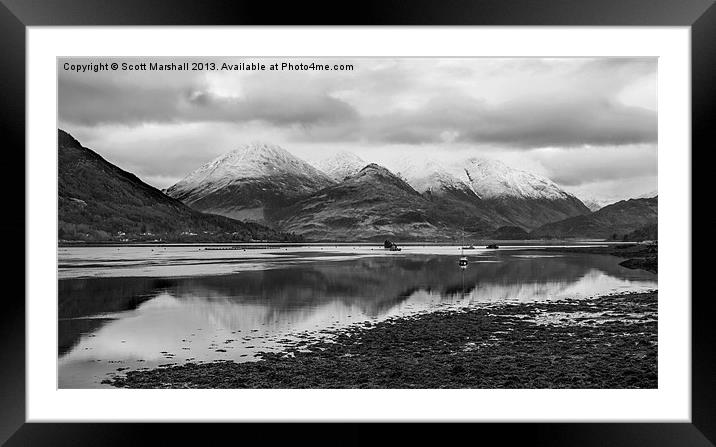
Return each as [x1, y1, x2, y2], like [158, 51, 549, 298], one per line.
[3, 0, 713, 445]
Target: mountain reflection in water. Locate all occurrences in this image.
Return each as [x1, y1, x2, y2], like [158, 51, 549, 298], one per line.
[58, 249, 656, 388]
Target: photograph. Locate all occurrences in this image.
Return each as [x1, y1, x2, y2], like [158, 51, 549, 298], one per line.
[57, 56, 658, 390]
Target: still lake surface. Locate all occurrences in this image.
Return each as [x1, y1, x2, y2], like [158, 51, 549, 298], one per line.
[58, 244, 657, 388]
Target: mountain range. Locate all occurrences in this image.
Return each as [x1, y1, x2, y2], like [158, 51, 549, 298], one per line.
[59, 131, 657, 242]
[58, 130, 301, 243]
[167, 146, 597, 240]
[273, 163, 501, 241]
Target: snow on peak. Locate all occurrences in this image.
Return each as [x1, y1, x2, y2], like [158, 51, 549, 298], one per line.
[635, 189, 658, 199]
[168, 142, 580, 206]
[312, 151, 367, 181]
[461, 158, 571, 200]
[579, 197, 614, 212]
[167, 142, 329, 195]
[393, 158, 472, 195]
[575, 190, 656, 212]
[387, 156, 575, 201]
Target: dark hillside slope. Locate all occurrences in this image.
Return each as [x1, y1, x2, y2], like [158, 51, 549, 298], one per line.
[531, 197, 657, 240]
[275, 164, 495, 241]
[58, 129, 299, 242]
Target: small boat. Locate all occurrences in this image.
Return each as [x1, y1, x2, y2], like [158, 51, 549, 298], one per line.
[486, 244, 499, 249]
[461, 245, 476, 250]
[458, 227, 470, 267]
[389, 245, 402, 251]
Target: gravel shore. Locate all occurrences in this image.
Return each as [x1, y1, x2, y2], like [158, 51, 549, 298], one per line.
[106, 291, 657, 389]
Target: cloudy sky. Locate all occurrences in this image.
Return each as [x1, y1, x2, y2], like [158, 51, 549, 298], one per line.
[58, 57, 657, 202]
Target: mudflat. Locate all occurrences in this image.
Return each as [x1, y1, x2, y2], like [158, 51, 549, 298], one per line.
[106, 291, 657, 389]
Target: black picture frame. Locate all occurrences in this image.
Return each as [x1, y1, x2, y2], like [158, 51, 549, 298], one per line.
[2, 0, 712, 445]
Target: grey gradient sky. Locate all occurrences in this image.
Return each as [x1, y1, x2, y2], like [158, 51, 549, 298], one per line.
[58, 57, 657, 202]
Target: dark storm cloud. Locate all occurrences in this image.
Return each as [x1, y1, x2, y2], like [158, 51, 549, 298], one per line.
[59, 74, 181, 125]
[454, 95, 656, 147]
[531, 145, 657, 186]
[322, 94, 655, 148]
[58, 66, 358, 127]
[180, 89, 358, 126]
[58, 57, 656, 150]
[351, 58, 658, 147]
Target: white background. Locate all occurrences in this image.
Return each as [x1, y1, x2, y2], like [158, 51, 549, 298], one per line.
[27, 27, 691, 422]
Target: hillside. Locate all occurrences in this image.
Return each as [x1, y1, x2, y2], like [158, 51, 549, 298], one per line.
[530, 197, 658, 240]
[275, 164, 495, 241]
[58, 130, 300, 242]
[624, 223, 658, 242]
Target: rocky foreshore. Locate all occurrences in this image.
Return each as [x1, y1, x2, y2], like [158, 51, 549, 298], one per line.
[106, 291, 657, 389]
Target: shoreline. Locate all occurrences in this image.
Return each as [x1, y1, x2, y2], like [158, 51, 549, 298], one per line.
[58, 239, 630, 247]
[539, 244, 657, 273]
[106, 290, 657, 389]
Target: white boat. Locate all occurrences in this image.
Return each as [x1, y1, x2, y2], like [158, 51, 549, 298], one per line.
[458, 227, 469, 267]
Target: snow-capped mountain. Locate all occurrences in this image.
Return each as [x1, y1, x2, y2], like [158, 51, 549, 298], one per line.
[168, 142, 329, 193]
[312, 151, 367, 181]
[167, 145, 590, 234]
[389, 158, 511, 230]
[580, 198, 613, 212]
[461, 158, 572, 201]
[394, 158, 473, 196]
[455, 158, 590, 229]
[166, 142, 334, 222]
[636, 189, 658, 199]
[390, 157, 589, 229]
[394, 156, 581, 202]
[576, 189, 657, 213]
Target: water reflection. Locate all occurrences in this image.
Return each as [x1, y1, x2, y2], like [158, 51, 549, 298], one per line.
[58, 250, 656, 388]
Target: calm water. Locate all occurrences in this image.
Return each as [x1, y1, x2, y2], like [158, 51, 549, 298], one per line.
[58, 244, 657, 388]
